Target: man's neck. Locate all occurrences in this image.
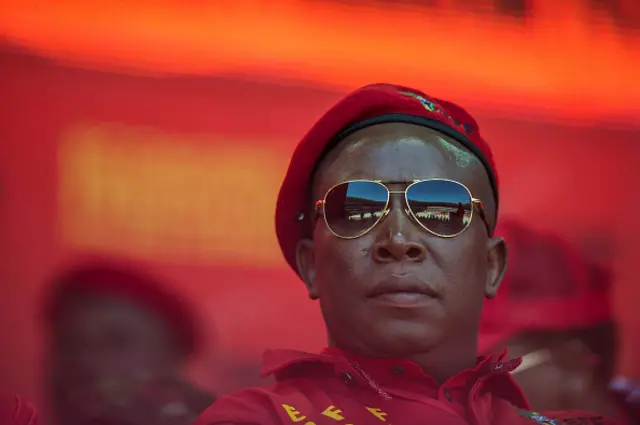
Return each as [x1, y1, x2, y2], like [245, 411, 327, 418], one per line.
[408, 344, 479, 384]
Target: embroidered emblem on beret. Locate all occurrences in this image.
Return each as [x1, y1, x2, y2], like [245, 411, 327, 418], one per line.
[399, 90, 474, 135]
[400, 91, 437, 112]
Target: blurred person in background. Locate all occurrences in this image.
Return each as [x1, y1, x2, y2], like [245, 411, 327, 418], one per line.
[479, 219, 638, 424]
[612, 377, 640, 409]
[0, 394, 38, 425]
[195, 83, 618, 424]
[41, 259, 214, 425]
[215, 361, 272, 394]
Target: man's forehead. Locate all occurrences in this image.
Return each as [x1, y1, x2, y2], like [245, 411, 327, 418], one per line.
[316, 124, 480, 183]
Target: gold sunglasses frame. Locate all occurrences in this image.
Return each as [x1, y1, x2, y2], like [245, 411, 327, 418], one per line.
[314, 178, 488, 239]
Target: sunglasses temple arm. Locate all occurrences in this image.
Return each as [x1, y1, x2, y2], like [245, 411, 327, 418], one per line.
[482, 213, 492, 235]
[473, 201, 492, 236]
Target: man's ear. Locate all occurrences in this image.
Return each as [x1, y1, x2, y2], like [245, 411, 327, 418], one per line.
[295, 238, 318, 300]
[485, 236, 507, 299]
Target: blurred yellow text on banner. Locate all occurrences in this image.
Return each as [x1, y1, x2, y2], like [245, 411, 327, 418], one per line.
[58, 123, 288, 267]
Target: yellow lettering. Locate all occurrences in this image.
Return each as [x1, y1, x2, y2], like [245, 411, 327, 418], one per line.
[281, 404, 307, 422]
[366, 407, 388, 421]
[321, 405, 345, 421]
[304, 423, 316, 425]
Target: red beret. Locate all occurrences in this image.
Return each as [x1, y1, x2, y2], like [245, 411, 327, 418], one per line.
[275, 83, 498, 274]
[478, 220, 613, 353]
[42, 261, 199, 356]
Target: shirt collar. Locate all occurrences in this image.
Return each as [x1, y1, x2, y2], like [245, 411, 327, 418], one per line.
[260, 347, 528, 410]
[262, 347, 530, 410]
[261, 347, 522, 379]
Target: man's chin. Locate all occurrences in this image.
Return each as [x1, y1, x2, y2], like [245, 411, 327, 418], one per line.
[367, 329, 442, 358]
[326, 314, 443, 355]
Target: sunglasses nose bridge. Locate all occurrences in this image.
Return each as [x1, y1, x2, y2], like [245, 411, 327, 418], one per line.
[378, 191, 417, 234]
[383, 192, 404, 218]
[387, 189, 415, 219]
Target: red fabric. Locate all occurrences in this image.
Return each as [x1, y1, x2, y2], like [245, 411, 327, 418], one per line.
[275, 83, 498, 275]
[620, 403, 640, 425]
[193, 348, 619, 425]
[0, 395, 38, 425]
[41, 261, 198, 354]
[612, 388, 640, 425]
[478, 220, 613, 354]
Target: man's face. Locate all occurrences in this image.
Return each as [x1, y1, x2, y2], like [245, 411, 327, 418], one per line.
[297, 123, 505, 358]
[49, 294, 180, 418]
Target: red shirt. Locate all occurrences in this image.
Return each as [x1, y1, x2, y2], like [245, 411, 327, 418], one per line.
[194, 348, 620, 425]
[0, 395, 38, 425]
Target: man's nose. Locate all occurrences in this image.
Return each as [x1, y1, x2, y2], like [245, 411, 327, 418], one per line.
[372, 200, 427, 263]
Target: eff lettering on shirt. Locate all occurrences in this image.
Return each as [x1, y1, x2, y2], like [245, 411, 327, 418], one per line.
[281, 404, 391, 425]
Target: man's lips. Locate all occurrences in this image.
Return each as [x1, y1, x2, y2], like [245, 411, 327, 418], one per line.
[368, 277, 440, 307]
[372, 292, 435, 306]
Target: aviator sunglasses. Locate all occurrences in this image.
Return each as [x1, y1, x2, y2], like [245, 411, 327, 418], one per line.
[314, 179, 490, 239]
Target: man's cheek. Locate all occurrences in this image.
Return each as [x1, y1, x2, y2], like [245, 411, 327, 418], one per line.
[318, 251, 358, 278]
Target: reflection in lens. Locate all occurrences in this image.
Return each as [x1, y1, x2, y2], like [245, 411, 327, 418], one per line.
[406, 180, 472, 236]
[324, 181, 388, 238]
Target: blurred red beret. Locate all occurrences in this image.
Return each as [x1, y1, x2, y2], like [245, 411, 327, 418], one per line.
[478, 219, 613, 353]
[42, 260, 199, 356]
[275, 83, 498, 275]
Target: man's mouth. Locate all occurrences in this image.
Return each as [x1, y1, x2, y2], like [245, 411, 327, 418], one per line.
[372, 291, 435, 306]
[369, 279, 440, 307]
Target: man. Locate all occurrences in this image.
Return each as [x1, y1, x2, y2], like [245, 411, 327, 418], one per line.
[194, 83, 618, 424]
[42, 259, 214, 425]
[0, 394, 38, 425]
[479, 219, 638, 424]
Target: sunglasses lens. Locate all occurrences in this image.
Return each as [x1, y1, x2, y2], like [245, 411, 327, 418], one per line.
[406, 180, 473, 236]
[323, 181, 388, 238]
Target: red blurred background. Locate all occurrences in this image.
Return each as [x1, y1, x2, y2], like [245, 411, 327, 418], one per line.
[1, 0, 639, 415]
